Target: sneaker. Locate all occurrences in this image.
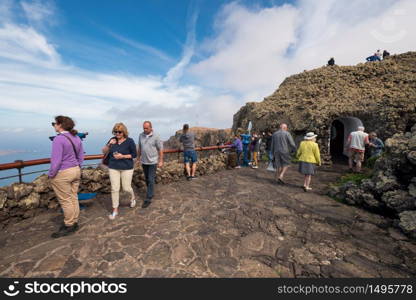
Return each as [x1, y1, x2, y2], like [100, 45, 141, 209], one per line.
[130, 199, 136, 208]
[108, 211, 118, 220]
[186, 176, 192, 181]
[304, 187, 312, 192]
[51, 224, 78, 239]
[252, 165, 258, 169]
[191, 175, 197, 179]
[235, 166, 241, 169]
[142, 201, 151, 208]
[277, 178, 285, 185]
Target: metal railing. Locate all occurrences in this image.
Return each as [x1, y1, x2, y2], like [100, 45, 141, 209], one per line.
[0, 145, 231, 183]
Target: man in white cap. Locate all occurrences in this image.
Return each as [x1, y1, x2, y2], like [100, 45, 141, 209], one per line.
[346, 126, 369, 173]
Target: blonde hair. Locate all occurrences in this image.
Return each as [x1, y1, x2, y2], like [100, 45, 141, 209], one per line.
[112, 122, 128, 138]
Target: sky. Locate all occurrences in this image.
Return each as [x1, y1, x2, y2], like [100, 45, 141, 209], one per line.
[0, 0, 416, 151]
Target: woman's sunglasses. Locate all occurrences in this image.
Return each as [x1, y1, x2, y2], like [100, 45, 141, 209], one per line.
[113, 131, 123, 134]
[51, 122, 56, 126]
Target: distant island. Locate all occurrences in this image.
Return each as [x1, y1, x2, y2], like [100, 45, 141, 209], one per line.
[0, 150, 27, 156]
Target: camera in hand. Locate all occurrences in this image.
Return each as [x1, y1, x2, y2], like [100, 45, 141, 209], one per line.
[49, 132, 89, 141]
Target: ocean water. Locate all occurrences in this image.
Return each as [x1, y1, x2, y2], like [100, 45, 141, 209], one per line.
[0, 133, 108, 187]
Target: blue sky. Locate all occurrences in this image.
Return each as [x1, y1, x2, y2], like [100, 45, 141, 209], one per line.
[0, 0, 415, 149]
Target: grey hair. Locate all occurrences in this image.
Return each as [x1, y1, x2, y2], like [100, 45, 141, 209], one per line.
[358, 126, 365, 131]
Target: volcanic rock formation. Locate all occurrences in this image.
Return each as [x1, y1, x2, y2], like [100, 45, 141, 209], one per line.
[233, 51, 416, 161]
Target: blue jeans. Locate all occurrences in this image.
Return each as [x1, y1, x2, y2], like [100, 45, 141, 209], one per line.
[142, 164, 157, 201]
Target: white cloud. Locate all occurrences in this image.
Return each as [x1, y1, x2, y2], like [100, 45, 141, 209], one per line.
[20, 0, 55, 24]
[1, 0, 416, 142]
[190, 0, 416, 100]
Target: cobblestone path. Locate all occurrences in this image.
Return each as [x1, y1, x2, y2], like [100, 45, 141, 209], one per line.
[1, 165, 415, 277]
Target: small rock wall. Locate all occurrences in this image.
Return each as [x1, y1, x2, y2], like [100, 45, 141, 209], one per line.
[0, 153, 227, 226]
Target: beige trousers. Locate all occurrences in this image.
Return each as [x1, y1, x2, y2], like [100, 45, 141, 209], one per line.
[50, 166, 81, 226]
[109, 168, 135, 208]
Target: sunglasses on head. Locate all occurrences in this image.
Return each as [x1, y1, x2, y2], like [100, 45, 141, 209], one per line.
[113, 131, 123, 134]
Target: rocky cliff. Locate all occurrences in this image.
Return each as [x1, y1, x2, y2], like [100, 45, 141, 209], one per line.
[233, 51, 416, 160]
[329, 124, 416, 239]
[164, 127, 232, 150]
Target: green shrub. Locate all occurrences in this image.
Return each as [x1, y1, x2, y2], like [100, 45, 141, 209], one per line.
[335, 173, 372, 186]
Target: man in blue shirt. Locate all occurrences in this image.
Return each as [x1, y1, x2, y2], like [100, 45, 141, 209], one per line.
[368, 132, 384, 158]
[241, 132, 251, 167]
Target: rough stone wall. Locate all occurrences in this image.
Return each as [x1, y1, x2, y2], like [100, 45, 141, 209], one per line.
[164, 127, 232, 150]
[232, 52, 416, 160]
[0, 153, 227, 226]
[329, 125, 416, 239]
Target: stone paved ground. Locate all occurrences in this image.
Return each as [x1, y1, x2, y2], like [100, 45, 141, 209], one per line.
[1, 164, 415, 278]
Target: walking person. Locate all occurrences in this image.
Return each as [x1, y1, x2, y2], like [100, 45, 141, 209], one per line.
[48, 116, 84, 238]
[346, 126, 369, 173]
[137, 121, 164, 208]
[102, 123, 137, 220]
[296, 132, 321, 191]
[251, 134, 260, 169]
[231, 134, 243, 168]
[179, 124, 198, 180]
[271, 123, 297, 184]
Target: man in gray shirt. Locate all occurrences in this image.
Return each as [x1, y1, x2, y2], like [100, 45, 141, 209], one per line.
[271, 123, 296, 184]
[179, 124, 198, 180]
[137, 121, 164, 208]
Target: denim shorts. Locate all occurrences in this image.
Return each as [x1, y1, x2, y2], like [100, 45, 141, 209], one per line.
[184, 150, 198, 163]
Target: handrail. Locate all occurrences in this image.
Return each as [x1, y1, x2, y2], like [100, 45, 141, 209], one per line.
[0, 145, 231, 171]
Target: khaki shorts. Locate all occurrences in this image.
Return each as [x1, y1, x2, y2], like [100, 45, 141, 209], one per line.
[349, 149, 364, 162]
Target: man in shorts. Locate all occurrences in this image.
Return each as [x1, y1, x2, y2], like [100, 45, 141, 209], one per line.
[271, 123, 296, 184]
[346, 126, 369, 173]
[179, 124, 198, 180]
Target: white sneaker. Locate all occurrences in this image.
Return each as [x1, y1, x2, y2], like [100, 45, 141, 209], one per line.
[235, 166, 241, 169]
[130, 199, 136, 208]
[109, 211, 118, 220]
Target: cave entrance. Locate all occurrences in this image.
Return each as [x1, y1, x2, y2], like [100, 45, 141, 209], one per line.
[330, 117, 363, 161]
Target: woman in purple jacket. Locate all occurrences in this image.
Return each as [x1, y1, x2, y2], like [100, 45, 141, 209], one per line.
[48, 116, 84, 238]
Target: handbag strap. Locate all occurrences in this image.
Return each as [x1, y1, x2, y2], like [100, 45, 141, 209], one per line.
[61, 134, 79, 161]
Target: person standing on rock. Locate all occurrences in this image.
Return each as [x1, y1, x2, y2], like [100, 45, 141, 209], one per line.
[271, 123, 296, 184]
[346, 126, 369, 173]
[48, 116, 84, 238]
[296, 132, 321, 191]
[137, 121, 164, 208]
[102, 123, 137, 220]
[179, 124, 198, 180]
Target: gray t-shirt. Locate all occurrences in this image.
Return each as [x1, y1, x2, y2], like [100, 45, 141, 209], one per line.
[271, 130, 296, 154]
[179, 132, 195, 151]
[138, 132, 163, 165]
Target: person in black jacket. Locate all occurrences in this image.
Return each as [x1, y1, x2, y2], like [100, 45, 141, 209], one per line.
[327, 57, 335, 66]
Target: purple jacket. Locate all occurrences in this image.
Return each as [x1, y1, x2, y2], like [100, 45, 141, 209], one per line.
[48, 132, 84, 178]
[231, 138, 243, 152]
